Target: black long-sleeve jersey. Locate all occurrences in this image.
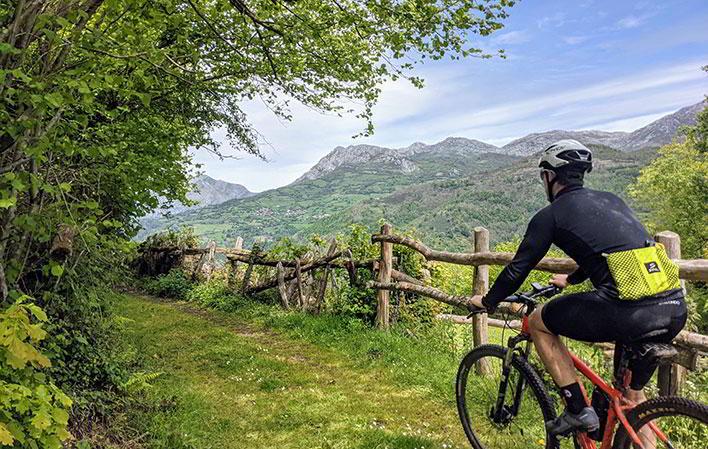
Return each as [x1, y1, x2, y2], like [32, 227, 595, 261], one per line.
[482, 185, 652, 309]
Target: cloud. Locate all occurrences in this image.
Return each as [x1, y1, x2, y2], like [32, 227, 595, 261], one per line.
[537, 12, 566, 29]
[198, 60, 706, 191]
[563, 35, 590, 45]
[493, 30, 531, 45]
[375, 61, 707, 144]
[616, 15, 646, 29]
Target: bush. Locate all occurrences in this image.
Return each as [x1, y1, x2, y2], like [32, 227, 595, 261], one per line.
[144, 269, 193, 299]
[142, 227, 200, 249]
[186, 279, 234, 309]
[0, 298, 72, 448]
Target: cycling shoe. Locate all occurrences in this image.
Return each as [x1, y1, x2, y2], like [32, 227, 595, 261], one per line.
[546, 407, 600, 437]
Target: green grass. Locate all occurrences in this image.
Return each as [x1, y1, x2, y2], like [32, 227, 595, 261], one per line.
[116, 294, 491, 449]
[114, 292, 706, 449]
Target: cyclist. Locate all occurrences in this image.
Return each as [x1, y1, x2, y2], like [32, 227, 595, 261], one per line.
[468, 139, 687, 436]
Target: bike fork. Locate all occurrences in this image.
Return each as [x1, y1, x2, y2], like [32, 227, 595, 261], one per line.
[492, 337, 530, 423]
[510, 341, 533, 416]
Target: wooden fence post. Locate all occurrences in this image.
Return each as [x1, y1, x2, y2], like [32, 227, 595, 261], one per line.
[655, 231, 686, 396]
[295, 258, 304, 309]
[241, 243, 257, 294]
[276, 262, 289, 309]
[315, 238, 338, 314]
[472, 227, 491, 375]
[376, 223, 393, 329]
[205, 240, 216, 281]
[228, 237, 243, 290]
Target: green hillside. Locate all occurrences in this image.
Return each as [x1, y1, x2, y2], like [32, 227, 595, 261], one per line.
[140, 149, 519, 243]
[318, 146, 657, 250]
[143, 145, 656, 250]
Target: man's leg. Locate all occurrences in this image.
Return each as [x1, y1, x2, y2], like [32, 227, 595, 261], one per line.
[529, 304, 599, 434]
[528, 305, 577, 386]
[624, 389, 655, 448]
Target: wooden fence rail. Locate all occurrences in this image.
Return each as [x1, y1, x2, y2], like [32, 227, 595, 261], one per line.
[368, 225, 708, 396]
[370, 233, 708, 281]
[142, 223, 708, 396]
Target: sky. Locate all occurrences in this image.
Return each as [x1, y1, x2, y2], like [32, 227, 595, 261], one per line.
[193, 0, 708, 192]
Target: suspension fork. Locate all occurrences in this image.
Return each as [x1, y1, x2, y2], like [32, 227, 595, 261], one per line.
[510, 339, 533, 415]
[492, 334, 531, 422]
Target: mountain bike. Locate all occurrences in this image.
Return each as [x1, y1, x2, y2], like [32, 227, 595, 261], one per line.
[455, 283, 708, 449]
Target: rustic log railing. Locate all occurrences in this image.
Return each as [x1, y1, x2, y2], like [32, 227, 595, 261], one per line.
[367, 224, 708, 396]
[141, 224, 708, 396]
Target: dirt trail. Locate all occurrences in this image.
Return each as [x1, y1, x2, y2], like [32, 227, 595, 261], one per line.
[119, 295, 469, 449]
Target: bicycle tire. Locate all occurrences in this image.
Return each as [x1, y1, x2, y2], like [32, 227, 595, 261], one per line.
[456, 344, 560, 449]
[612, 396, 708, 449]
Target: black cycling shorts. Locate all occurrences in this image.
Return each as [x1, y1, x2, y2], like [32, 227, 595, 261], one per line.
[541, 289, 687, 389]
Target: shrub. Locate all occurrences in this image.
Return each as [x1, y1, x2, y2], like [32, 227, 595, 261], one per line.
[186, 279, 232, 309]
[142, 227, 200, 249]
[0, 297, 72, 448]
[144, 269, 193, 299]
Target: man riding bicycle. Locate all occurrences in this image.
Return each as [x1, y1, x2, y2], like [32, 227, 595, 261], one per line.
[468, 139, 687, 436]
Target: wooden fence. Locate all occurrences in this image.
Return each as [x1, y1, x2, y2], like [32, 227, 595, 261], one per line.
[142, 225, 708, 395]
[369, 225, 708, 396]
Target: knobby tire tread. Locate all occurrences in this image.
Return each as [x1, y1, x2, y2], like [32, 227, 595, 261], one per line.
[456, 344, 560, 449]
[612, 396, 708, 449]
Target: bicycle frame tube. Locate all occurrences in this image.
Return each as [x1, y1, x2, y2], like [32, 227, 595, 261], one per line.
[569, 352, 669, 449]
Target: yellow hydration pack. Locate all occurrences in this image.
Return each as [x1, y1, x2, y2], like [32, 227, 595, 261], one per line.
[605, 243, 681, 300]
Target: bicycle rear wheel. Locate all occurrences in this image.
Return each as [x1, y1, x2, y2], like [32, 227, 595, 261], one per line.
[612, 396, 708, 449]
[456, 344, 564, 449]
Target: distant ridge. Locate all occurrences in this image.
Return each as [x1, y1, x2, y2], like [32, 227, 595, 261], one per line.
[297, 100, 705, 180]
[501, 102, 705, 155]
[145, 174, 254, 217]
[141, 100, 705, 247]
[295, 137, 497, 182]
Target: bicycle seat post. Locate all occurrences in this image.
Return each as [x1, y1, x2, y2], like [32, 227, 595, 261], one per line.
[614, 345, 632, 393]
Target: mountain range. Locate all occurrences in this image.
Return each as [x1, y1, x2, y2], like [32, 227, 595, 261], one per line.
[138, 175, 253, 237]
[140, 101, 705, 250]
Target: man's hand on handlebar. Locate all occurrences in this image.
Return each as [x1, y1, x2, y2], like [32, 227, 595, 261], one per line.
[469, 295, 485, 309]
[466, 295, 488, 317]
[549, 274, 569, 289]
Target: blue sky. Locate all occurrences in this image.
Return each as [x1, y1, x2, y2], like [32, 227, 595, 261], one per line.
[194, 0, 708, 192]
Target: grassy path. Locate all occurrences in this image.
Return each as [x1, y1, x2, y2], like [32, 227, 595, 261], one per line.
[118, 295, 471, 449]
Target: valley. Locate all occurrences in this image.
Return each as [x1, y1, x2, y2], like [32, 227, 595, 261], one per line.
[141, 102, 703, 250]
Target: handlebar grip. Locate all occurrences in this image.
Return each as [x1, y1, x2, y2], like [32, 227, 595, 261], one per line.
[466, 305, 486, 319]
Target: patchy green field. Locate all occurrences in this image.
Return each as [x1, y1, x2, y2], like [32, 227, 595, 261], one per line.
[117, 295, 480, 449]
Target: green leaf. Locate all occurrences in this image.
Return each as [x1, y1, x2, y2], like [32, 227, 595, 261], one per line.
[0, 43, 18, 55]
[137, 93, 151, 107]
[0, 197, 16, 208]
[50, 264, 63, 277]
[44, 92, 63, 108]
[0, 423, 14, 445]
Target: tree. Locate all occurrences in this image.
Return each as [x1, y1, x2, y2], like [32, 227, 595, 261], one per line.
[630, 102, 708, 258]
[0, 0, 515, 302]
[0, 0, 515, 442]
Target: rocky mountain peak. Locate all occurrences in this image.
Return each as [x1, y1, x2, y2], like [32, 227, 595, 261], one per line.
[499, 100, 704, 156]
[621, 101, 705, 151]
[295, 100, 704, 181]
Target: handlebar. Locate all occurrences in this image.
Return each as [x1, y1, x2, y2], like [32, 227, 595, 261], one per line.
[466, 283, 561, 318]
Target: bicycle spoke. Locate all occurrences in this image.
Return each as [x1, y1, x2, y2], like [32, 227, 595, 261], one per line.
[463, 355, 550, 448]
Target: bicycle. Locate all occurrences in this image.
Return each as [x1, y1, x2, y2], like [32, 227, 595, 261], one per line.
[455, 283, 708, 449]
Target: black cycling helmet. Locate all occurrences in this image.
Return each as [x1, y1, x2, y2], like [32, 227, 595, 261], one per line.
[538, 139, 593, 173]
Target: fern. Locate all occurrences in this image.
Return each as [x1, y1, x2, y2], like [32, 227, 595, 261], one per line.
[121, 371, 164, 394]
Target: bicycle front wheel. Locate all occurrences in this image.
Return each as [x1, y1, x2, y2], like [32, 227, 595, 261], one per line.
[612, 396, 708, 449]
[456, 344, 561, 449]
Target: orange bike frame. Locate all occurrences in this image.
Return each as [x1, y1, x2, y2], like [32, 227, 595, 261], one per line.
[520, 316, 669, 449]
